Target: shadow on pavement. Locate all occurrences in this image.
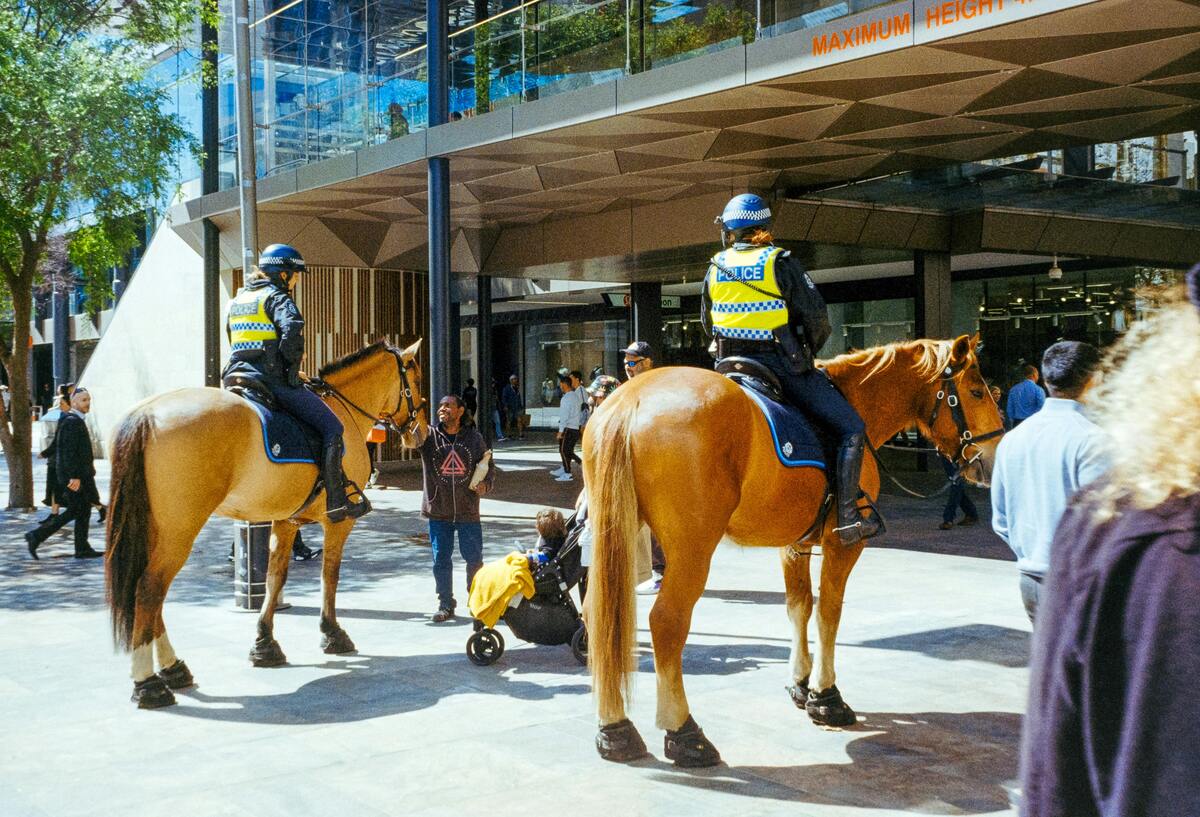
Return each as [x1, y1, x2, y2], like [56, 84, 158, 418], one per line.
[856, 623, 1030, 668]
[646, 710, 1020, 812]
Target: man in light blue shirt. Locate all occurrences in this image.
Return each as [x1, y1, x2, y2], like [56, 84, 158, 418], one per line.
[1006, 363, 1046, 426]
[991, 342, 1108, 623]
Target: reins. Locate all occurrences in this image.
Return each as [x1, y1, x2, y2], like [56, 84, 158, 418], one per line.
[311, 344, 426, 437]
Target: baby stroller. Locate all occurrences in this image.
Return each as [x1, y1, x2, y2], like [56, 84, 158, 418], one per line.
[466, 507, 588, 667]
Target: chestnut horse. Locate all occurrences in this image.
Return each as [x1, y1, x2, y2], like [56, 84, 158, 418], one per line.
[584, 335, 1004, 766]
[105, 340, 428, 709]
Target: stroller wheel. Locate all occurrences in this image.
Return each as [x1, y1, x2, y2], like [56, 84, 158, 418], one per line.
[571, 624, 588, 666]
[467, 628, 505, 666]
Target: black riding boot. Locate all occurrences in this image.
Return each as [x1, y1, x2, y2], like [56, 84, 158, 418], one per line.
[833, 433, 881, 546]
[322, 438, 371, 523]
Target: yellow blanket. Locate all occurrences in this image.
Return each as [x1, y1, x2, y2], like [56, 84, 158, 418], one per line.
[468, 552, 536, 628]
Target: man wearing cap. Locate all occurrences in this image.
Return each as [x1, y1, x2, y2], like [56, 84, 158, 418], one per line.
[623, 341, 653, 379]
[702, 193, 880, 546]
[25, 386, 103, 559]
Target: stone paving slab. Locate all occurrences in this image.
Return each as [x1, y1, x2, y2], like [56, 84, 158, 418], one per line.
[0, 441, 1023, 817]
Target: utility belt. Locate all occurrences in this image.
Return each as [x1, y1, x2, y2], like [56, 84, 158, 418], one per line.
[717, 327, 810, 365]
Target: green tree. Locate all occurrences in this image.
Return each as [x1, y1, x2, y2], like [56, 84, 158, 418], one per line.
[0, 0, 205, 508]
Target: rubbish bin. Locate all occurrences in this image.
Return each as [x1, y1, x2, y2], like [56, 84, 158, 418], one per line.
[233, 521, 271, 610]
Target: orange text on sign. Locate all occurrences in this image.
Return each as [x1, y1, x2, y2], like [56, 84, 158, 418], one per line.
[811, 13, 912, 55]
[926, 0, 1033, 28]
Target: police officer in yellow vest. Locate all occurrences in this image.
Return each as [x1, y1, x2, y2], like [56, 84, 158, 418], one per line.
[701, 195, 879, 545]
[224, 244, 369, 523]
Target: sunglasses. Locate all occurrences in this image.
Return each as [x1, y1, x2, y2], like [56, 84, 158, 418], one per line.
[624, 358, 644, 368]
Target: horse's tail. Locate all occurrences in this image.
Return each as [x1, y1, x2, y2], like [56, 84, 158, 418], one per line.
[587, 399, 640, 717]
[106, 408, 155, 652]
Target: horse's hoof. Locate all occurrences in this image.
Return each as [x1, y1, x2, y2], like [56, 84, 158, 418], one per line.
[596, 718, 649, 763]
[664, 715, 722, 768]
[157, 659, 195, 690]
[249, 639, 288, 667]
[806, 684, 857, 727]
[786, 677, 811, 710]
[321, 627, 356, 655]
[131, 676, 176, 709]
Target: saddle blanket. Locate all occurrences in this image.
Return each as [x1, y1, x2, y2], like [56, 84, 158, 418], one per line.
[739, 383, 826, 469]
[241, 396, 321, 465]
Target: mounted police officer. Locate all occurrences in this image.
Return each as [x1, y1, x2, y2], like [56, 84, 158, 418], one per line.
[701, 194, 880, 546]
[224, 244, 370, 523]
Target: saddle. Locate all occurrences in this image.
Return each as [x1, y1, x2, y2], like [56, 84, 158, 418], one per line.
[223, 375, 321, 465]
[716, 357, 825, 469]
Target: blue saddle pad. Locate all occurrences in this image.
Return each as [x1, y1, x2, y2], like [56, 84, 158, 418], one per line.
[242, 398, 321, 465]
[740, 384, 826, 469]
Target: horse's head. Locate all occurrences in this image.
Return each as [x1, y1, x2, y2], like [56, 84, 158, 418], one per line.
[919, 334, 1005, 487]
[390, 339, 429, 447]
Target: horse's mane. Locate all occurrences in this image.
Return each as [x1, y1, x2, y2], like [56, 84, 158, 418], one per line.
[318, 340, 391, 379]
[820, 339, 954, 384]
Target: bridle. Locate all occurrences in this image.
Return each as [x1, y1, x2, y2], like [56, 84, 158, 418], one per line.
[313, 344, 426, 438]
[928, 365, 1005, 476]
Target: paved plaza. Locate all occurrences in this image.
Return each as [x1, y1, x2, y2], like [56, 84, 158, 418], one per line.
[0, 439, 1028, 817]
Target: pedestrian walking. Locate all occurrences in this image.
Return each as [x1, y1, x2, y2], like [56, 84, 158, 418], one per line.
[938, 454, 978, 530]
[1021, 271, 1200, 817]
[1005, 363, 1045, 427]
[552, 374, 582, 482]
[462, 378, 478, 418]
[39, 385, 72, 521]
[418, 394, 495, 622]
[991, 341, 1107, 622]
[25, 387, 103, 559]
[501, 375, 524, 439]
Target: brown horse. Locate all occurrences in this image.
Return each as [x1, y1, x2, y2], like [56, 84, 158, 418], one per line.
[583, 335, 1004, 766]
[105, 340, 428, 708]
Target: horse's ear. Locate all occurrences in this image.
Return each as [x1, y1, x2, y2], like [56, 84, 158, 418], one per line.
[401, 338, 422, 360]
[950, 334, 973, 371]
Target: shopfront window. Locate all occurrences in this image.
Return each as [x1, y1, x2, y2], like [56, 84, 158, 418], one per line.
[523, 318, 626, 425]
[819, 298, 915, 358]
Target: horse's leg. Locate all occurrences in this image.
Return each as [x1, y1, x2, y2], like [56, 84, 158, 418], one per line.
[130, 522, 199, 708]
[807, 539, 865, 727]
[317, 518, 357, 654]
[650, 530, 723, 767]
[249, 522, 297, 667]
[782, 546, 814, 710]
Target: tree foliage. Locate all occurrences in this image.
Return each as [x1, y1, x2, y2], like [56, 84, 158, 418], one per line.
[0, 0, 206, 507]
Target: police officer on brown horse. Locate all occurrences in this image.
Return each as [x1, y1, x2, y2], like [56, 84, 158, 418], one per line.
[224, 244, 369, 522]
[701, 194, 880, 545]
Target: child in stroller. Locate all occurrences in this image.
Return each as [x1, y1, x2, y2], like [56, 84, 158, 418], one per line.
[466, 507, 589, 666]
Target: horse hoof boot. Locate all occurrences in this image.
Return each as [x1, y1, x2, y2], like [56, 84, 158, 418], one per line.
[157, 659, 195, 690]
[249, 639, 288, 668]
[786, 677, 811, 710]
[596, 718, 649, 763]
[664, 715, 722, 768]
[131, 676, 176, 709]
[321, 627, 356, 655]
[806, 684, 857, 727]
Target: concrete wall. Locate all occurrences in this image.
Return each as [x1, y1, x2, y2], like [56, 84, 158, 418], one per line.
[77, 219, 227, 453]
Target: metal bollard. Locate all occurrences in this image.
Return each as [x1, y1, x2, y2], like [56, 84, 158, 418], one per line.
[233, 521, 271, 610]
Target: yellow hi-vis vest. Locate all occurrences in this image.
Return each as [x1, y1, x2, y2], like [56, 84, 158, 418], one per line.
[707, 245, 788, 341]
[227, 287, 279, 355]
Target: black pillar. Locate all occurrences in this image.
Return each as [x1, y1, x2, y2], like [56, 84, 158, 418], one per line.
[52, 289, 70, 388]
[629, 281, 662, 359]
[1063, 145, 1094, 177]
[449, 300, 462, 395]
[477, 275, 493, 443]
[202, 11, 221, 387]
[427, 0, 451, 403]
[913, 251, 952, 341]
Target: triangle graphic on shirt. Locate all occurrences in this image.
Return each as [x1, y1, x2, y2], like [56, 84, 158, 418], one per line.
[440, 449, 469, 477]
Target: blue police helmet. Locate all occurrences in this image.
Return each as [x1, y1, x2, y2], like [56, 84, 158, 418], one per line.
[258, 244, 306, 277]
[717, 194, 772, 232]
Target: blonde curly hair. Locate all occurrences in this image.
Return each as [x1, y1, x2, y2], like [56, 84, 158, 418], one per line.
[1088, 287, 1200, 519]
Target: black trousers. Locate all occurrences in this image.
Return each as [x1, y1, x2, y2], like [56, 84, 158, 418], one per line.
[560, 427, 582, 471]
[749, 349, 865, 443]
[31, 489, 91, 553]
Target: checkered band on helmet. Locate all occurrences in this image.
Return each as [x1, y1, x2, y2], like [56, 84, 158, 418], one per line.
[258, 243, 306, 275]
[718, 194, 772, 231]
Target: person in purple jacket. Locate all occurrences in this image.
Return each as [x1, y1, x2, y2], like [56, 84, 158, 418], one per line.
[1021, 267, 1200, 817]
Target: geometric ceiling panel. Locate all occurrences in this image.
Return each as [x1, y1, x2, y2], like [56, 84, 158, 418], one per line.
[961, 67, 1116, 113]
[818, 103, 942, 139]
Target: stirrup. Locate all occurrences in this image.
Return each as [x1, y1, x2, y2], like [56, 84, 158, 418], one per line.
[342, 482, 372, 519]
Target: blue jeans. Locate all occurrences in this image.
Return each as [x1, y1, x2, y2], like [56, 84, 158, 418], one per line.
[272, 384, 344, 447]
[428, 520, 484, 610]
